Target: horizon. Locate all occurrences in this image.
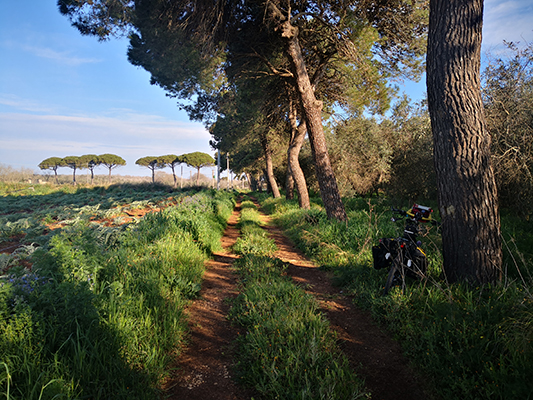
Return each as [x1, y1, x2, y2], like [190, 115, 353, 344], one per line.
[1, 0, 532, 177]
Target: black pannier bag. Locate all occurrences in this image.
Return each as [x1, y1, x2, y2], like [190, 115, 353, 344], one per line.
[372, 238, 397, 270]
[403, 242, 428, 278]
[373, 238, 427, 278]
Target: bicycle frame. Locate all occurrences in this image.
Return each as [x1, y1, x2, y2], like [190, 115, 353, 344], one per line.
[374, 205, 435, 295]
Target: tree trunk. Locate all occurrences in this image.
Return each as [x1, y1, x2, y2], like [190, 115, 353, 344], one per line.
[280, 20, 346, 221]
[287, 100, 310, 209]
[249, 174, 258, 192]
[286, 171, 294, 199]
[261, 133, 281, 198]
[108, 168, 112, 184]
[171, 166, 177, 188]
[427, 0, 502, 284]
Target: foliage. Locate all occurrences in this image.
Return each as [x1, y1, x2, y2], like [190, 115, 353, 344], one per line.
[178, 152, 215, 170]
[158, 155, 180, 187]
[98, 153, 126, 170]
[328, 116, 393, 197]
[78, 154, 101, 184]
[135, 156, 165, 184]
[178, 152, 215, 186]
[61, 156, 83, 184]
[483, 41, 533, 216]
[325, 96, 436, 201]
[58, 0, 429, 222]
[99, 154, 126, 183]
[0, 186, 235, 399]
[385, 97, 436, 201]
[38, 158, 63, 184]
[258, 193, 533, 400]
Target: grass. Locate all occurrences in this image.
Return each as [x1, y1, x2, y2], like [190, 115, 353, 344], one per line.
[257, 193, 533, 400]
[230, 197, 369, 399]
[0, 186, 235, 399]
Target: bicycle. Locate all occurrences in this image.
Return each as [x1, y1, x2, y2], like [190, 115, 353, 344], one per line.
[372, 204, 438, 295]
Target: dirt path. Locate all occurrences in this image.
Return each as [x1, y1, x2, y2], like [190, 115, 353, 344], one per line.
[259, 213, 435, 400]
[163, 199, 256, 400]
[163, 197, 435, 400]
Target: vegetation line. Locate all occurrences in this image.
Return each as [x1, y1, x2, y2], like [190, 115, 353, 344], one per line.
[1, 185, 235, 399]
[229, 198, 369, 399]
[257, 193, 533, 400]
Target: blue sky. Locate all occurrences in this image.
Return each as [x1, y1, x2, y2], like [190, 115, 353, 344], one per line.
[1, 1, 532, 177]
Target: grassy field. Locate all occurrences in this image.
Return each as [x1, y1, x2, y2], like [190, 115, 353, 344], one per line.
[2, 183, 531, 399]
[257, 193, 533, 400]
[0, 183, 234, 399]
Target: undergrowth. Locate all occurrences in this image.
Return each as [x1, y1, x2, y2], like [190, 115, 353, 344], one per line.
[257, 193, 533, 400]
[0, 187, 235, 399]
[230, 197, 369, 399]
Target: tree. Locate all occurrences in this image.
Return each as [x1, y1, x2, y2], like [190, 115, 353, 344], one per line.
[287, 97, 310, 209]
[98, 154, 126, 184]
[135, 156, 165, 184]
[385, 98, 436, 201]
[79, 154, 100, 185]
[260, 1, 427, 220]
[159, 154, 181, 188]
[58, 0, 428, 221]
[427, 0, 502, 284]
[329, 115, 393, 197]
[38, 157, 63, 184]
[482, 41, 533, 215]
[209, 80, 289, 198]
[178, 152, 215, 186]
[61, 156, 82, 185]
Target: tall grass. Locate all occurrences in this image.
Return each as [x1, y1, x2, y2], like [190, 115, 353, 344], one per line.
[0, 188, 235, 399]
[230, 198, 369, 399]
[257, 193, 533, 400]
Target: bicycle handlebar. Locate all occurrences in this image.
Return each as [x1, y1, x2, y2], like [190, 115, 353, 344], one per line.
[390, 206, 440, 226]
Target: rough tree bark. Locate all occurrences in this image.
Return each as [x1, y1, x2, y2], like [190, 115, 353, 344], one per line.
[286, 172, 295, 199]
[287, 98, 310, 209]
[280, 20, 347, 221]
[427, 0, 502, 283]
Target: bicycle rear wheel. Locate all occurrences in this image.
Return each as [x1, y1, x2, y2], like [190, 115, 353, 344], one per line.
[383, 262, 399, 295]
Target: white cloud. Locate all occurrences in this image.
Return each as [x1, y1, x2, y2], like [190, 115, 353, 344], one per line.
[0, 111, 214, 176]
[0, 94, 57, 113]
[21, 44, 102, 66]
[483, 0, 533, 49]
[1, 39, 102, 67]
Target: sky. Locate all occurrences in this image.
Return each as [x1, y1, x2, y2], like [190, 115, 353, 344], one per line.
[1, 1, 532, 177]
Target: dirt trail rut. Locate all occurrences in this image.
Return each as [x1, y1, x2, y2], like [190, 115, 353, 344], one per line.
[164, 197, 435, 400]
[163, 200, 255, 400]
[259, 212, 433, 400]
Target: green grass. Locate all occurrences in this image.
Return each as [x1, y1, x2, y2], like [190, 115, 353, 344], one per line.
[230, 198, 369, 399]
[257, 193, 533, 400]
[0, 187, 235, 399]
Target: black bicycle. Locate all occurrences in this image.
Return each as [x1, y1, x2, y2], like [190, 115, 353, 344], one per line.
[372, 204, 437, 295]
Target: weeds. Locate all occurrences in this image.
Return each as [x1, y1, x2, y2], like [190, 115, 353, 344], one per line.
[230, 198, 369, 399]
[0, 186, 235, 399]
[257, 193, 533, 400]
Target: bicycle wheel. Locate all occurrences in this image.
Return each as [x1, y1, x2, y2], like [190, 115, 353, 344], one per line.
[383, 262, 399, 295]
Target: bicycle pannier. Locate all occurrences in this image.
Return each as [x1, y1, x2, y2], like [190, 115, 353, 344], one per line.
[372, 238, 397, 270]
[403, 243, 428, 278]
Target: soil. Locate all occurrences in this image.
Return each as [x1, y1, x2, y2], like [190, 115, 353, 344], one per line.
[163, 196, 437, 400]
[163, 199, 256, 400]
